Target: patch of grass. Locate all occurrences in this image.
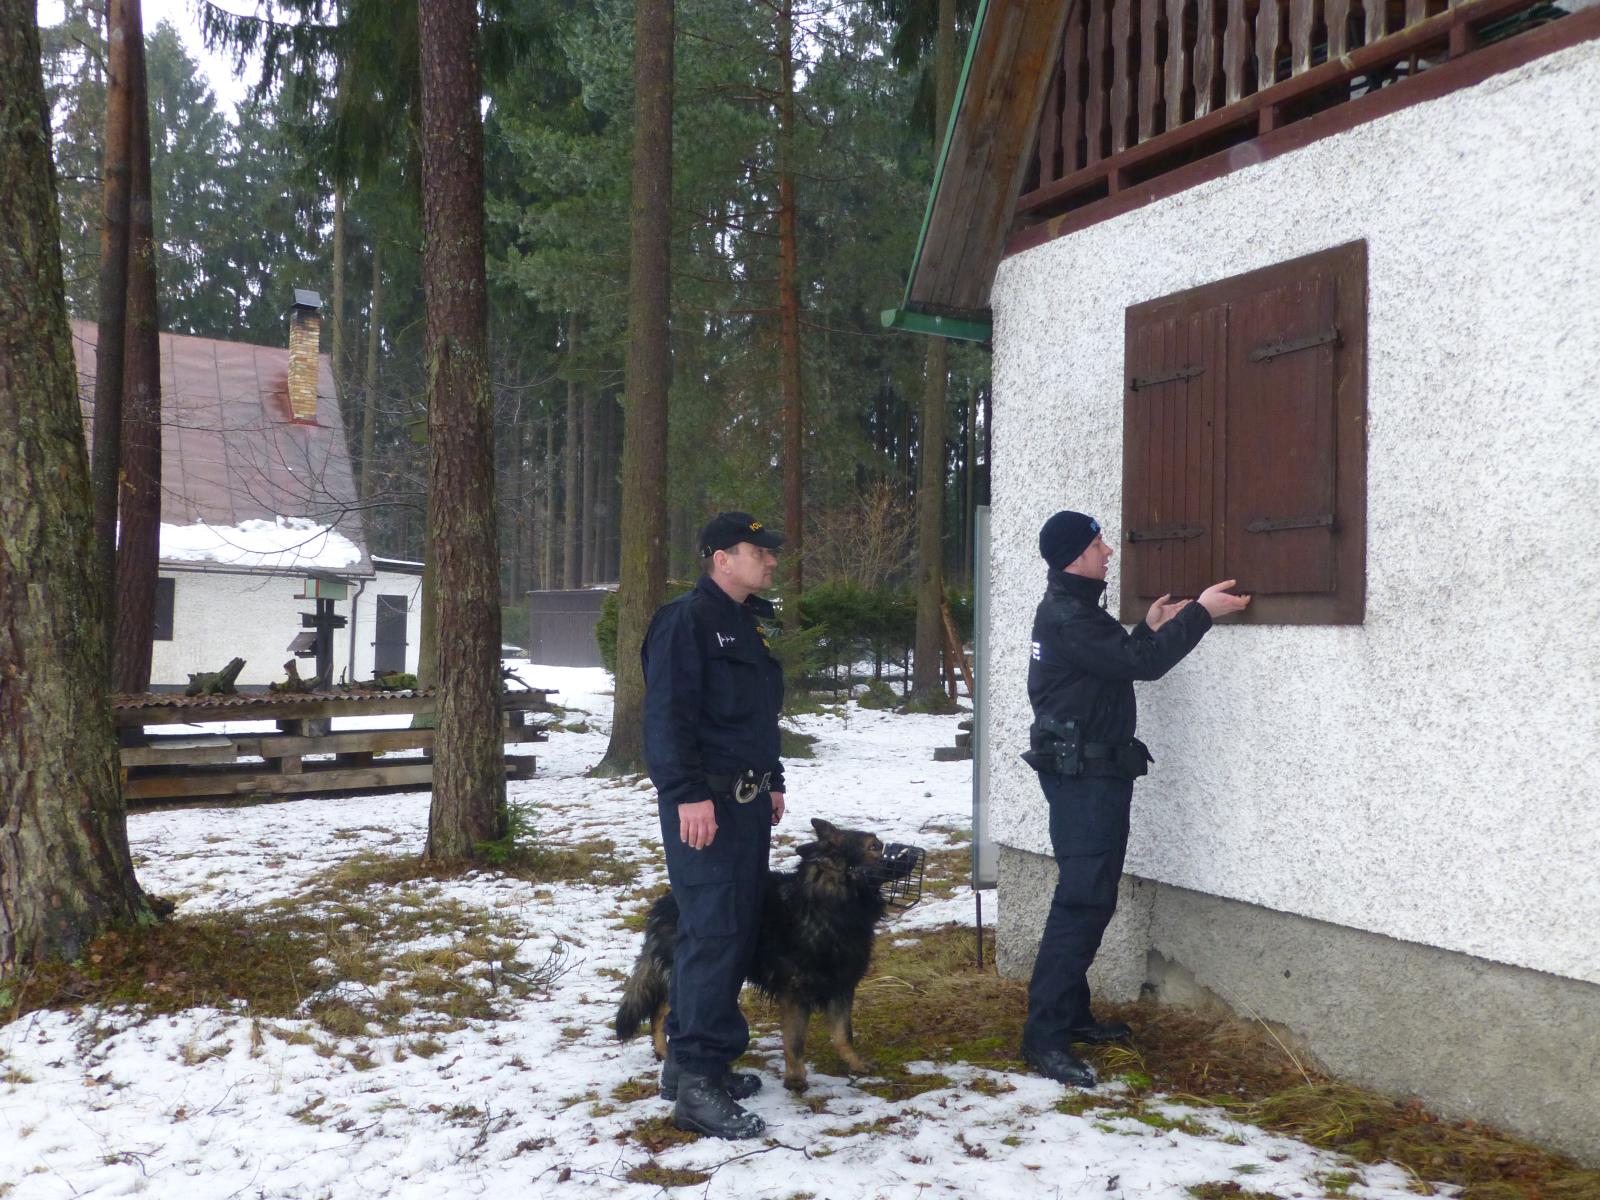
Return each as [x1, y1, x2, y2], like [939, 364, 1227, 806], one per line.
[820, 1115, 902, 1137]
[1318, 1170, 1362, 1196]
[625, 1161, 710, 1188]
[967, 1074, 1016, 1097]
[780, 729, 819, 759]
[1131, 1106, 1211, 1137]
[5, 856, 572, 1045]
[1188, 1185, 1285, 1200]
[624, 1116, 698, 1154]
[917, 848, 973, 902]
[612, 1075, 660, 1104]
[1080, 1004, 1600, 1200]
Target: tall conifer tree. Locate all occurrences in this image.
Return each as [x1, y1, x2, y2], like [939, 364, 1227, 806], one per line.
[417, 0, 506, 860]
[1, 0, 153, 978]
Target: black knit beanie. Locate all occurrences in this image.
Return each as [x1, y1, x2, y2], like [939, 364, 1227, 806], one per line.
[1039, 510, 1101, 572]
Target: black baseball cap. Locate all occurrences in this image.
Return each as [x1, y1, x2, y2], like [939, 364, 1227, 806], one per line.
[699, 511, 785, 558]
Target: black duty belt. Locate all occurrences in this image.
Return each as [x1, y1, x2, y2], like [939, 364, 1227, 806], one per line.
[705, 769, 772, 804]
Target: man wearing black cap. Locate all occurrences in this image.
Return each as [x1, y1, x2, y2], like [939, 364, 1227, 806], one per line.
[640, 511, 787, 1138]
[1021, 510, 1250, 1088]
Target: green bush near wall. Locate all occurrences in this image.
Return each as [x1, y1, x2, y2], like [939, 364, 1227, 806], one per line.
[594, 583, 694, 673]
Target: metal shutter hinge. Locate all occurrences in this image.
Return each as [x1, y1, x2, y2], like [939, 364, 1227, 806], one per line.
[1246, 514, 1335, 533]
[1129, 365, 1204, 390]
[1128, 525, 1205, 543]
[1248, 327, 1341, 362]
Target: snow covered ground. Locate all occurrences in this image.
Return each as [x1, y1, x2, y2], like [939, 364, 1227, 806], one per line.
[0, 667, 1432, 1199]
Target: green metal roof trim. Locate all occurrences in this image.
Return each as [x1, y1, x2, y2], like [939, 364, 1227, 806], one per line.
[881, 0, 996, 344]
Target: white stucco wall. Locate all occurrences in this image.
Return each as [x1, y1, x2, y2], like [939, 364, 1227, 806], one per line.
[349, 567, 425, 681]
[987, 40, 1600, 987]
[150, 566, 423, 688]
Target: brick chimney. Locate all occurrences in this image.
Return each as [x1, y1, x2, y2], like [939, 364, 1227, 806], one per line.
[286, 288, 322, 424]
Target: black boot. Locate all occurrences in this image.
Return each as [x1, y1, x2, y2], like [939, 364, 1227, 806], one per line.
[671, 1071, 766, 1139]
[1021, 1041, 1098, 1088]
[1067, 1019, 1133, 1045]
[659, 1055, 762, 1102]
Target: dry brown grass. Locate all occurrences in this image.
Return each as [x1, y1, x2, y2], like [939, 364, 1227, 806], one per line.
[737, 921, 1600, 1200]
[3, 847, 580, 1045]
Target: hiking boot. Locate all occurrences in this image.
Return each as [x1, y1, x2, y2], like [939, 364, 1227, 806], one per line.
[659, 1056, 762, 1102]
[1067, 1019, 1133, 1046]
[1021, 1041, 1098, 1088]
[671, 1071, 766, 1140]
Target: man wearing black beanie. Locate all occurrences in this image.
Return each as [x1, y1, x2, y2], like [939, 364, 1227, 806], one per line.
[1020, 510, 1250, 1088]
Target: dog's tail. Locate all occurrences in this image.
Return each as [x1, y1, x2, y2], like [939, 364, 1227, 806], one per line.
[614, 894, 675, 1041]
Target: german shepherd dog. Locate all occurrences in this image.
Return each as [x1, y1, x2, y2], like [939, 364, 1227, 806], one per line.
[615, 818, 919, 1092]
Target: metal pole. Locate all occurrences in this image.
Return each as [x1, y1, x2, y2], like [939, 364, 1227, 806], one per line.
[976, 891, 984, 970]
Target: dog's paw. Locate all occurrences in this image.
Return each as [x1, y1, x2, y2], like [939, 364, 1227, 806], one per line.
[783, 1071, 809, 1093]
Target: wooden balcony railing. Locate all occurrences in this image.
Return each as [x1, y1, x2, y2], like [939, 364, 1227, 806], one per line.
[1017, 0, 1573, 223]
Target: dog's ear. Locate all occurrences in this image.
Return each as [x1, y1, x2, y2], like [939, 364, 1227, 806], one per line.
[795, 840, 820, 860]
[810, 818, 841, 844]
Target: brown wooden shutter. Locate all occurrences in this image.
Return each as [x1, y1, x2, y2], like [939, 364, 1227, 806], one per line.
[1224, 270, 1340, 595]
[1122, 241, 1365, 625]
[1123, 301, 1224, 606]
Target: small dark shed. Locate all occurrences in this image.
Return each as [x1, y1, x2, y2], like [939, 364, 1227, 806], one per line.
[526, 589, 609, 668]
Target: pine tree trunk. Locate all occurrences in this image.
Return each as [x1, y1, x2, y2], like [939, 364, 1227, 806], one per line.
[581, 389, 599, 585]
[561, 317, 581, 589]
[541, 409, 557, 589]
[331, 188, 347, 408]
[112, 0, 160, 696]
[777, 0, 803, 596]
[360, 238, 382, 502]
[1, 3, 151, 979]
[90, 0, 134, 635]
[911, 0, 958, 699]
[418, 0, 505, 861]
[597, 0, 673, 775]
[603, 393, 620, 581]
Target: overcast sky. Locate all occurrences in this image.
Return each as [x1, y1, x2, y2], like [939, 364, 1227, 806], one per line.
[40, 0, 263, 115]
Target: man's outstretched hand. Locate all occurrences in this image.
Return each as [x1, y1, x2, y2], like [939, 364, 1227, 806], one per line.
[1198, 580, 1252, 618]
[1144, 593, 1191, 631]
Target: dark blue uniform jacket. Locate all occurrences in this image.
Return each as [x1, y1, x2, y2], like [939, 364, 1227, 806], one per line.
[641, 575, 786, 807]
[1028, 570, 1212, 746]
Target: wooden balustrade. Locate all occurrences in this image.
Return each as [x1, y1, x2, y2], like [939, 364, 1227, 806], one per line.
[1019, 0, 1568, 221]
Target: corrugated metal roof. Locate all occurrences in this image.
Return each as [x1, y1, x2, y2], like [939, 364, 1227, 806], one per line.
[110, 689, 434, 711]
[71, 319, 370, 574]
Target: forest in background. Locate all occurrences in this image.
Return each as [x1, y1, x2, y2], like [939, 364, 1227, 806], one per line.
[41, 0, 991, 610]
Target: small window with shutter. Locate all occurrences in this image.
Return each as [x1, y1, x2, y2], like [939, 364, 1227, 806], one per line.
[1120, 242, 1366, 625]
[153, 577, 175, 641]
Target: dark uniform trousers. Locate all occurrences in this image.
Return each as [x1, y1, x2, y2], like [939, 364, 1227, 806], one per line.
[659, 790, 773, 1078]
[1023, 772, 1134, 1048]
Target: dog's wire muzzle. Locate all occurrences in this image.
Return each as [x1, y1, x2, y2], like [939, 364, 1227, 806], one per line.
[864, 843, 926, 910]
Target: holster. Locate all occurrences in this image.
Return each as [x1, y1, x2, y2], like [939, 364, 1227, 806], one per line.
[1022, 717, 1083, 778]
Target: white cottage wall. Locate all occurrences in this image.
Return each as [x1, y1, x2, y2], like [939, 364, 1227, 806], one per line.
[986, 39, 1600, 1158]
[990, 38, 1600, 985]
[148, 568, 425, 689]
[149, 569, 336, 689]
